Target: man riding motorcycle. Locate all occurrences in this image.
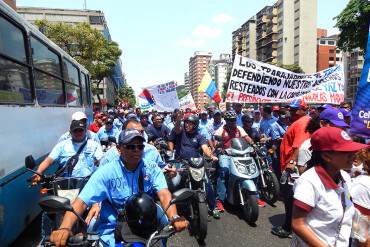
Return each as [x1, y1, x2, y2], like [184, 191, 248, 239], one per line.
[97, 117, 120, 143]
[50, 129, 188, 247]
[145, 113, 171, 142]
[214, 110, 253, 212]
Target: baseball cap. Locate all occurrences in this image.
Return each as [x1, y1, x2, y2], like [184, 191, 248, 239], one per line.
[106, 117, 114, 124]
[339, 108, 351, 117]
[289, 98, 307, 109]
[254, 109, 261, 114]
[319, 108, 349, 127]
[72, 111, 87, 121]
[272, 105, 280, 111]
[318, 104, 332, 110]
[310, 127, 368, 152]
[70, 120, 86, 131]
[118, 128, 145, 145]
[214, 110, 222, 116]
[126, 113, 138, 121]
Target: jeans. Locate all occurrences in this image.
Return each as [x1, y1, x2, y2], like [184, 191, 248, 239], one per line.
[216, 155, 231, 202]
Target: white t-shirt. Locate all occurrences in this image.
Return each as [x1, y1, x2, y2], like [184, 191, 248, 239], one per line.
[292, 167, 355, 247]
[297, 138, 311, 167]
[351, 175, 370, 212]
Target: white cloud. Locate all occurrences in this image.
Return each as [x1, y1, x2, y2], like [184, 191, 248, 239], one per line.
[192, 25, 223, 38]
[212, 14, 234, 24]
[177, 37, 205, 48]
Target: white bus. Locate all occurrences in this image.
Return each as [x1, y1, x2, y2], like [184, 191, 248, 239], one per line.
[0, 2, 93, 245]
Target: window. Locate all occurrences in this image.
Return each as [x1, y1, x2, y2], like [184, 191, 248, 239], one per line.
[65, 82, 82, 106]
[329, 57, 334, 61]
[31, 36, 61, 77]
[329, 49, 335, 54]
[80, 72, 89, 106]
[336, 50, 340, 54]
[63, 59, 79, 85]
[328, 41, 335, 45]
[0, 57, 32, 103]
[89, 16, 102, 25]
[320, 40, 326, 45]
[336, 57, 340, 61]
[0, 16, 27, 62]
[0, 15, 32, 104]
[34, 71, 64, 105]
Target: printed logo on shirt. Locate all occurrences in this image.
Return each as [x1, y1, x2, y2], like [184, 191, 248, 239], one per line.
[144, 175, 150, 181]
[338, 112, 344, 120]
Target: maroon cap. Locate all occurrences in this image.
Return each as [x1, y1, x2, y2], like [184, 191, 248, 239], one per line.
[272, 105, 280, 111]
[311, 127, 368, 152]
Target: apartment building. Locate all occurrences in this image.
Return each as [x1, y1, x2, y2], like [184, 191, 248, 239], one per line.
[189, 51, 212, 108]
[233, 0, 317, 73]
[344, 48, 364, 101]
[209, 54, 232, 97]
[184, 72, 190, 92]
[232, 17, 256, 62]
[17, 7, 125, 107]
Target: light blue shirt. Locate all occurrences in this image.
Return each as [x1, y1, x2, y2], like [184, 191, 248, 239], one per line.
[260, 117, 286, 141]
[236, 113, 243, 127]
[48, 138, 103, 177]
[58, 130, 100, 144]
[113, 117, 125, 130]
[100, 143, 165, 168]
[211, 120, 225, 137]
[198, 119, 213, 140]
[78, 159, 167, 246]
[97, 126, 120, 142]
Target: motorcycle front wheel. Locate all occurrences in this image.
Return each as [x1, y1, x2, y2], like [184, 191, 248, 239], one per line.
[191, 200, 208, 243]
[260, 170, 280, 204]
[241, 191, 259, 224]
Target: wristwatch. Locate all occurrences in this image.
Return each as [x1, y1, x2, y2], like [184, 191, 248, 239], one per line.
[171, 214, 181, 222]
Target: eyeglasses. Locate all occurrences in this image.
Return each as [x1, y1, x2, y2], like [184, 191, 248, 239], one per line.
[123, 144, 145, 151]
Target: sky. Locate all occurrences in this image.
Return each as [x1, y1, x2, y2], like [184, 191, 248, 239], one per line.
[17, 0, 350, 95]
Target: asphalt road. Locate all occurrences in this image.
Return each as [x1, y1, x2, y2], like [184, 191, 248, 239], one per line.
[11, 201, 290, 247]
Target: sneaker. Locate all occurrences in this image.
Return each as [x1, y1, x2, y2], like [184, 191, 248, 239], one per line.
[257, 198, 266, 207]
[271, 226, 291, 238]
[216, 199, 225, 213]
[212, 209, 221, 219]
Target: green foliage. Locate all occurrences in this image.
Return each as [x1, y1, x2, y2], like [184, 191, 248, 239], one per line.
[176, 85, 188, 99]
[116, 84, 136, 107]
[334, 0, 370, 52]
[271, 62, 304, 73]
[34, 20, 122, 103]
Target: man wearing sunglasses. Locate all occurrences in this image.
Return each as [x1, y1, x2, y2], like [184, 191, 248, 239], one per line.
[50, 129, 188, 247]
[97, 117, 120, 143]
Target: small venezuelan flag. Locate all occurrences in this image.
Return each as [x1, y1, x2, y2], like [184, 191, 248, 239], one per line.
[198, 71, 221, 103]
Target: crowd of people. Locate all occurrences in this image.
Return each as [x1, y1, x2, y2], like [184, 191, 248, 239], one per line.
[32, 99, 369, 247]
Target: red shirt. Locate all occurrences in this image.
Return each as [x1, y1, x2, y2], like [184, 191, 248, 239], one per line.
[89, 123, 100, 133]
[280, 115, 311, 171]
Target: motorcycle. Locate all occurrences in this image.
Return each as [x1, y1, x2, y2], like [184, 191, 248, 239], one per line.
[217, 137, 259, 224]
[254, 143, 280, 204]
[152, 138, 173, 162]
[40, 188, 196, 247]
[166, 157, 208, 243]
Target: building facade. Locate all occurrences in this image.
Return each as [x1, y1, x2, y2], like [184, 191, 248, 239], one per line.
[232, 17, 256, 62]
[17, 7, 125, 107]
[209, 54, 232, 97]
[232, 0, 317, 73]
[188, 51, 212, 108]
[184, 72, 190, 92]
[344, 48, 364, 101]
[317, 33, 340, 71]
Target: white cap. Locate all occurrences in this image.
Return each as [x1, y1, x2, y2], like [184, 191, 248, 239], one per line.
[72, 111, 87, 121]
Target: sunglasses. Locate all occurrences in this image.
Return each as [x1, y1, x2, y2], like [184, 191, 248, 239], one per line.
[72, 128, 85, 133]
[106, 122, 113, 125]
[124, 144, 145, 151]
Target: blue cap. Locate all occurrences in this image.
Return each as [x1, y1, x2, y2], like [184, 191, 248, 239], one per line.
[319, 108, 349, 127]
[339, 108, 351, 117]
[289, 98, 307, 109]
[118, 128, 145, 145]
[126, 113, 138, 121]
[318, 104, 333, 110]
[214, 110, 222, 115]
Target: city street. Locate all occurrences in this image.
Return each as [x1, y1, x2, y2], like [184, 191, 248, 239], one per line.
[12, 201, 290, 247]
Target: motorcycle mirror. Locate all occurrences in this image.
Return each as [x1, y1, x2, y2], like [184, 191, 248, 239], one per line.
[38, 195, 73, 213]
[25, 155, 36, 170]
[169, 188, 195, 206]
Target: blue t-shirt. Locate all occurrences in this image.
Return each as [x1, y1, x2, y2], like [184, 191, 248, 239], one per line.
[260, 117, 285, 141]
[113, 117, 125, 131]
[236, 113, 243, 127]
[97, 126, 120, 142]
[168, 129, 207, 159]
[48, 138, 103, 177]
[198, 119, 212, 140]
[78, 159, 167, 246]
[100, 143, 165, 168]
[145, 124, 170, 141]
[58, 130, 100, 144]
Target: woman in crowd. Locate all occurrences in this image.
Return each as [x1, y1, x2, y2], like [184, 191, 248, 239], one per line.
[291, 127, 368, 247]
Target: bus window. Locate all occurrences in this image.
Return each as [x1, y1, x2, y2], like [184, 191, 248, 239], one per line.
[0, 15, 32, 104]
[80, 72, 88, 106]
[63, 59, 82, 106]
[30, 36, 61, 77]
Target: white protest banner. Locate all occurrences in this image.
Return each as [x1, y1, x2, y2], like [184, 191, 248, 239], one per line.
[145, 81, 180, 111]
[226, 55, 344, 104]
[179, 93, 196, 110]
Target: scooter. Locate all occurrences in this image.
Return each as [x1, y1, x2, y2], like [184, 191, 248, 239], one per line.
[40, 188, 196, 247]
[166, 157, 208, 243]
[254, 143, 280, 204]
[219, 138, 259, 224]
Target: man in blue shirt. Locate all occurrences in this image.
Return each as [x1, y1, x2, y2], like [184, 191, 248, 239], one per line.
[260, 106, 285, 142]
[233, 103, 244, 127]
[58, 111, 100, 144]
[32, 119, 103, 181]
[50, 129, 188, 247]
[145, 113, 171, 142]
[113, 109, 126, 130]
[97, 117, 120, 142]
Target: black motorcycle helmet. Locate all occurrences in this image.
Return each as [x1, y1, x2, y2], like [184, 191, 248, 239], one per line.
[224, 110, 237, 121]
[124, 192, 158, 238]
[184, 114, 199, 128]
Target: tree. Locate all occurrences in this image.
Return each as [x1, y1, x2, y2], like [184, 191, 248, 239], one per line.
[34, 20, 122, 104]
[334, 0, 370, 52]
[116, 84, 136, 107]
[176, 85, 188, 99]
[271, 62, 304, 73]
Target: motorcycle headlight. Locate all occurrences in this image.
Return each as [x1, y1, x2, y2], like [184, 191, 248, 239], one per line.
[189, 167, 204, 182]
